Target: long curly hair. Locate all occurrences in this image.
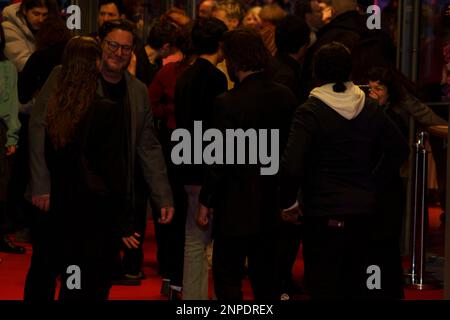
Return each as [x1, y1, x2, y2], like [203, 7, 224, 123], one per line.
[47, 36, 101, 149]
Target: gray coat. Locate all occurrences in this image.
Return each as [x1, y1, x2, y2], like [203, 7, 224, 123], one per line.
[29, 66, 173, 210]
[388, 93, 447, 129]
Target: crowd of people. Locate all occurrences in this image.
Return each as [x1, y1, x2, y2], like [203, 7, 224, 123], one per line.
[0, 0, 449, 301]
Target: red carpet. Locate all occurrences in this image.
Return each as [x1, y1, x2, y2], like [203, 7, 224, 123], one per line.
[0, 219, 252, 300]
[0, 211, 444, 300]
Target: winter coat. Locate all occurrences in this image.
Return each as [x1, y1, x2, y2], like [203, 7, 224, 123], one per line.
[1, 3, 36, 72]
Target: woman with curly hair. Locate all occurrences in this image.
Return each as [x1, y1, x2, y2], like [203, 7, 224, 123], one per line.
[45, 36, 131, 300]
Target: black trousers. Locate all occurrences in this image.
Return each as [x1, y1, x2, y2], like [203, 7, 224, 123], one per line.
[24, 196, 122, 301]
[149, 127, 187, 286]
[278, 221, 302, 293]
[121, 185, 148, 276]
[7, 113, 32, 231]
[302, 214, 404, 300]
[24, 206, 59, 301]
[57, 196, 120, 300]
[150, 174, 186, 286]
[213, 233, 280, 300]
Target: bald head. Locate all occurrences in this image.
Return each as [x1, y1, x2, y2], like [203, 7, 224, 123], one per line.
[330, 0, 357, 15]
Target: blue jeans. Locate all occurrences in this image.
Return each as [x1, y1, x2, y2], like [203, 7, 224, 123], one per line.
[182, 185, 212, 300]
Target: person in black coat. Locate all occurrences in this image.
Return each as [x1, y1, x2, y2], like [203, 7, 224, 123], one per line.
[301, 0, 364, 88]
[301, 0, 396, 90]
[280, 42, 409, 299]
[197, 28, 297, 300]
[272, 15, 310, 104]
[44, 36, 133, 300]
[272, 14, 310, 298]
[18, 17, 72, 104]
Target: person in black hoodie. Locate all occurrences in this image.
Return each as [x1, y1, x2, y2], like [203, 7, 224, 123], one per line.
[280, 42, 409, 299]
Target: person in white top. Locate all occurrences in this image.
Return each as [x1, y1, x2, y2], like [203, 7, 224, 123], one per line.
[1, 0, 59, 72]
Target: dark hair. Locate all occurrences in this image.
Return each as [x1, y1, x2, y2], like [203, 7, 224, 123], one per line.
[275, 15, 310, 55]
[35, 17, 72, 50]
[350, 30, 396, 84]
[20, 0, 60, 16]
[47, 37, 101, 149]
[98, 0, 126, 15]
[294, 0, 312, 19]
[313, 42, 352, 92]
[367, 67, 407, 105]
[98, 19, 136, 45]
[176, 22, 195, 57]
[146, 20, 180, 50]
[191, 18, 227, 55]
[0, 23, 6, 61]
[123, 0, 143, 22]
[222, 27, 271, 72]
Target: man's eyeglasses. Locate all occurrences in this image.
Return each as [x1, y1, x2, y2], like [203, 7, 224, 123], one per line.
[104, 39, 133, 55]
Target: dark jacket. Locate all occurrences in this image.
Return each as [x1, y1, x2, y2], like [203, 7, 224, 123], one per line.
[134, 37, 161, 87]
[271, 53, 306, 105]
[302, 10, 395, 89]
[45, 96, 131, 235]
[174, 58, 228, 185]
[280, 96, 409, 217]
[18, 42, 67, 104]
[302, 11, 364, 89]
[29, 66, 173, 214]
[199, 72, 297, 237]
[313, 10, 365, 52]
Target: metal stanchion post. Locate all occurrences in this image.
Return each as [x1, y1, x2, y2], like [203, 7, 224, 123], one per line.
[408, 131, 439, 290]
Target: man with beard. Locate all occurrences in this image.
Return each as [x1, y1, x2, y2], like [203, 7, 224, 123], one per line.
[27, 19, 174, 300]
